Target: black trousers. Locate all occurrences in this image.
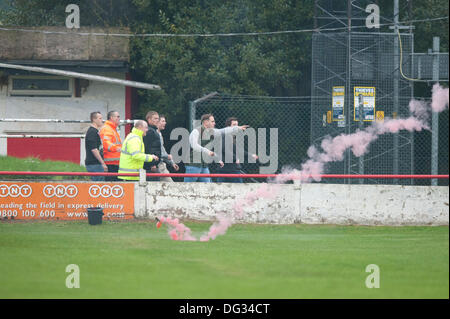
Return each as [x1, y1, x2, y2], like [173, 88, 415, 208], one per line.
[106, 164, 119, 181]
[146, 166, 160, 181]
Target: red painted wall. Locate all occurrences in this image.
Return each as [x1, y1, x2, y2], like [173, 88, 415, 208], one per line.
[7, 138, 80, 164]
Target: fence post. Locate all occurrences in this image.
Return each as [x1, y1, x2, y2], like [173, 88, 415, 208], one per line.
[189, 101, 196, 132]
[139, 168, 147, 186]
[393, 0, 400, 185]
[431, 37, 440, 186]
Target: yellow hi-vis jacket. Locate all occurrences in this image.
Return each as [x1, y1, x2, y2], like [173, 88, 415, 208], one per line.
[118, 127, 154, 180]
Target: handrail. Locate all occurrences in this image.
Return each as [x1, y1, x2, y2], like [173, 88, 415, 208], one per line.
[0, 171, 448, 179]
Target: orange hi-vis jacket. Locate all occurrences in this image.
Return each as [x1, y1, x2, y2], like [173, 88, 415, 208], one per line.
[99, 120, 122, 166]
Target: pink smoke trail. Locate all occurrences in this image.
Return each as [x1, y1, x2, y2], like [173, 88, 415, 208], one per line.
[199, 214, 233, 242]
[159, 85, 448, 241]
[156, 184, 279, 242]
[431, 83, 449, 113]
[230, 85, 447, 214]
[157, 216, 197, 241]
[156, 214, 235, 242]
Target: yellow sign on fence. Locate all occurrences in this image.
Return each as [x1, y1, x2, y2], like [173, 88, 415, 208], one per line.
[376, 111, 384, 122]
[327, 110, 332, 124]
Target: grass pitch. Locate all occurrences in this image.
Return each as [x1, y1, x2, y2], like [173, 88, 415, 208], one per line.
[0, 220, 448, 299]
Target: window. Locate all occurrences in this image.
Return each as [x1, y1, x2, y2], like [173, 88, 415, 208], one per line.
[9, 76, 73, 97]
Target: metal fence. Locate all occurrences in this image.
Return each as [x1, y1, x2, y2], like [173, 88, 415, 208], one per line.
[413, 98, 449, 186]
[411, 53, 449, 81]
[311, 31, 415, 185]
[189, 94, 312, 181]
[189, 92, 448, 185]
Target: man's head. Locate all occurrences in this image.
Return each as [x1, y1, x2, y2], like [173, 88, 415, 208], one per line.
[107, 111, 120, 126]
[158, 115, 167, 131]
[225, 117, 239, 127]
[201, 113, 215, 129]
[146, 111, 160, 127]
[90, 111, 103, 128]
[134, 120, 149, 136]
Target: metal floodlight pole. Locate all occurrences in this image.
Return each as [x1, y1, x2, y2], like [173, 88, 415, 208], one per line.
[410, 21, 415, 185]
[345, 0, 352, 185]
[393, 0, 400, 185]
[188, 101, 196, 132]
[0, 62, 161, 90]
[193, 92, 219, 104]
[190, 92, 218, 131]
[431, 36, 440, 186]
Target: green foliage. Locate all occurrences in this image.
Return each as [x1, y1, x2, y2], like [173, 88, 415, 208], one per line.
[408, 0, 449, 53]
[129, 0, 314, 128]
[0, 0, 136, 26]
[0, 0, 447, 128]
[0, 155, 88, 180]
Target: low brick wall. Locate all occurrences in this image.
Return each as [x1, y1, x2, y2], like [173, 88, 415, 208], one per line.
[134, 182, 449, 226]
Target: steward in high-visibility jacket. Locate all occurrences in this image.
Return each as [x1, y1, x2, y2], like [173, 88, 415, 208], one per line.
[118, 121, 157, 181]
[99, 119, 122, 166]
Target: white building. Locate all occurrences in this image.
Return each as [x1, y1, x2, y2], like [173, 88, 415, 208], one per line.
[0, 27, 134, 165]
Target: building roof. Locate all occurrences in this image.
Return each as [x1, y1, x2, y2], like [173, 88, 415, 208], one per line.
[0, 27, 130, 62]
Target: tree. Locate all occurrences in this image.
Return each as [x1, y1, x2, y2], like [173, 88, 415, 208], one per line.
[129, 0, 314, 129]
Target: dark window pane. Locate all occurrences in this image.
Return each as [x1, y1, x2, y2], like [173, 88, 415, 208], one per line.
[12, 78, 69, 91]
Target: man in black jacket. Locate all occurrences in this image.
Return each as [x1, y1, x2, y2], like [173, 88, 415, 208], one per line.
[143, 110, 162, 181]
[217, 117, 258, 183]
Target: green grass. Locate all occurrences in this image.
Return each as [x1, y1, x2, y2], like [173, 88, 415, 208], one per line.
[0, 155, 88, 180]
[0, 220, 448, 299]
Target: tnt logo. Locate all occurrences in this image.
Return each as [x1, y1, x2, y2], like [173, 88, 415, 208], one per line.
[88, 185, 124, 198]
[0, 184, 32, 198]
[43, 185, 78, 198]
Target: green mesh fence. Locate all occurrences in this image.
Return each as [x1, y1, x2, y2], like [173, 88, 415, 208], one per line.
[189, 93, 311, 182]
[189, 93, 448, 185]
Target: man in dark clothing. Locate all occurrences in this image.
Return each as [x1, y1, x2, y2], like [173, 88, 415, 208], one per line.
[216, 117, 258, 183]
[85, 111, 107, 182]
[143, 110, 162, 181]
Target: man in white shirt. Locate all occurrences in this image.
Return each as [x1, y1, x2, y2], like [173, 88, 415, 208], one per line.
[184, 113, 248, 182]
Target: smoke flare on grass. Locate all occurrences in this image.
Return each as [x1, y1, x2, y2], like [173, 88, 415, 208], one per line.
[159, 84, 448, 241]
[157, 216, 196, 241]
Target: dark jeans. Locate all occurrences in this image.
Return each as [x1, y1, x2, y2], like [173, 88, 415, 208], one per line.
[146, 166, 160, 181]
[86, 164, 105, 182]
[216, 169, 243, 183]
[105, 164, 119, 181]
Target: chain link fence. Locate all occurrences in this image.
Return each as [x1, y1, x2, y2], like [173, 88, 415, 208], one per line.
[188, 92, 448, 185]
[189, 94, 311, 182]
[413, 98, 449, 186]
[311, 31, 415, 185]
[186, 22, 448, 186]
[411, 53, 449, 81]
